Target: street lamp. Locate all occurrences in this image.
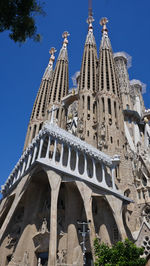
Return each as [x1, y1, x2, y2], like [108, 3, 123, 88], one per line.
[77, 220, 91, 265]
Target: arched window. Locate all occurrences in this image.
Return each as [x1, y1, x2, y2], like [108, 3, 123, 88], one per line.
[108, 98, 111, 114]
[82, 96, 84, 109]
[102, 97, 105, 112]
[87, 96, 90, 110]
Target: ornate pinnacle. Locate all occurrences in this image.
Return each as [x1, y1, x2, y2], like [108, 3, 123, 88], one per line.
[87, 0, 94, 31]
[49, 47, 56, 64]
[87, 16, 94, 31]
[62, 31, 70, 48]
[100, 17, 109, 32]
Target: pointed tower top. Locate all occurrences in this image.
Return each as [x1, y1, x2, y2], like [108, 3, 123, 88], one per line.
[57, 31, 69, 61]
[88, 0, 93, 17]
[42, 47, 56, 80]
[99, 17, 112, 50]
[49, 47, 57, 64]
[100, 17, 109, 34]
[87, 0, 94, 32]
[62, 31, 70, 48]
[85, 0, 96, 45]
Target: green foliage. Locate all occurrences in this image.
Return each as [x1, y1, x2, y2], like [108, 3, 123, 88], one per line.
[94, 238, 146, 266]
[0, 0, 44, 43]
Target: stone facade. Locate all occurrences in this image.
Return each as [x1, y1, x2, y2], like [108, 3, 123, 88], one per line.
[0, 11, 150, 266]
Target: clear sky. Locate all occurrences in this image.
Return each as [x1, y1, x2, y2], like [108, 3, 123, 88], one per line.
[0, 0, 150, 194]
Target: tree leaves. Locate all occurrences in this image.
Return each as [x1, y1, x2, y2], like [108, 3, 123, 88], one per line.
[0, 0, 44, 43]
[94, 238, 146, 266]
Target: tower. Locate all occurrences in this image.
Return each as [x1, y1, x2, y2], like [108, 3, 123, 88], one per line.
[46, 32, 69, 129]
[97, 18, 125, 155]
[24, 48, 56, 150]
[77, 3, 98, 146]
[114, 52, 132, 110]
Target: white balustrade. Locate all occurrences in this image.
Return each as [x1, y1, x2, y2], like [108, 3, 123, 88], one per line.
[32, 144, 38, 164]
[111, 166, 116, 190]
[52, 139, 57, 162]
[46, 136, 51, 158]
[67, 146, 71, 169]
[21, 160, 26, 176]
[92, 158, 97, 181]
[26, 152, 32, 170]
[12, 173, 17, 185]
[38, 137, 44, 159]
[84, 154, 87, 177]
[60, 143, 64, 166]
[2, 123, 129, 202]
[75, 150, 79, 175]
[101, 164, 107, 186]
[16, 167, 21, 181]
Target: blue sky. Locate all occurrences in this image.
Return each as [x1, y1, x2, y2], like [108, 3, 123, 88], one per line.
[0, 0, 150, 193]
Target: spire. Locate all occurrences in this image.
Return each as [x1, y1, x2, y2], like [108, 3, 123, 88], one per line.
[98, 17, 119, 95]
[57, 31, 69, 61]
[100, 17, 112, 50]
[97, 18, 124, 153]
[24, 47, 56, 150]
[87, 0, 94, 32]
[85, 0, 96, 45]
[77, 0, 98, 147]
[88, 0, 93, 18]
[46, 31, 69, 128]
[43, 47, 56, 80]
[47, 31, 69, 105]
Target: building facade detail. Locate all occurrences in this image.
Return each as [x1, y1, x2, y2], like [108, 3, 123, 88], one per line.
[0, 4, 150, 266]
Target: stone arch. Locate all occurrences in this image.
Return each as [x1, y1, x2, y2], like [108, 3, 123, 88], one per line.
[57, 182, 86, 265]
[2, 166, 52, 266]
[92, 196, 120, 245]
[0, 194, 15, 229]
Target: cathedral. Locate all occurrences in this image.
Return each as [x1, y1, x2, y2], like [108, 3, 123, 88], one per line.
[0, 3, 150, 266]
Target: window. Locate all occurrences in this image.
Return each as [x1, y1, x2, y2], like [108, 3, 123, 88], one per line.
[108, 98, 111, 115]
[138, 190, 141, 199]
[93, 102, 96, 114]
[102, 98, 105, 112]
[87, 96, 90, 110]
[82, 96, 84, 109]
[87, 113, 90, 120]
[39, 123, 43, 131]
[56, 109, 59, 119]
[114, 101, 117, 118]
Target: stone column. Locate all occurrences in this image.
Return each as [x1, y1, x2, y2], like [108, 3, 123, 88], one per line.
[0, 173, 30, 241]
[46, 169, 61, 266]
[105, 195, 127, 239]
[76, 181, 96, 260]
